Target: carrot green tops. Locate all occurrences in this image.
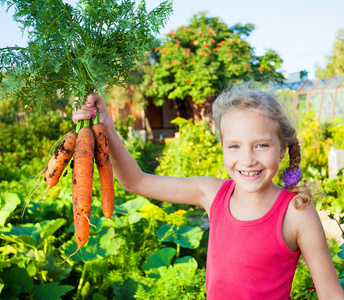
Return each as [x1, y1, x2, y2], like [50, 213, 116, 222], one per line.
[206, 180, 300, 299]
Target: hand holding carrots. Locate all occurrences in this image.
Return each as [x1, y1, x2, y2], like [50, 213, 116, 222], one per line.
[73, 93, 112, 129]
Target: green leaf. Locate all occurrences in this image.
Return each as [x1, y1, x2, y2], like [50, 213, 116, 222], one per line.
[0, 265, 33, 294]
[156, 224, 203, 249]
[113, 197, 147, 228]
[99, 228, 125, 255]
[170, 117, 189, 125]
[115, 197, 149, 214]
[93, 293, 108, 300]
[174, 256, 198, 277]
[32, 282, 74, 300]
[128, 212, 141, 224]
[114, 215, 129, 228]
[142, 247, 176, 277]
[68, 216, 110, 234]
[307, 166, 319, 177]
[0, 224, 38, 248]
[0, 192, 21, 226]
[60, 227, 124, 263]
[1, 219, 66, 248]
[38, 218, 66, 248]
[4, 223, 40, 241]
[92, 216, 114, 233]
[26, 261, 37, 277]
[0, 261, 11, 272]
[338, 245, 344, 260]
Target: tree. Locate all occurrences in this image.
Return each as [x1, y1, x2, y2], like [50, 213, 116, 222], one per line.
[148, 12, 284, 119]
[315, 28, 344, 78]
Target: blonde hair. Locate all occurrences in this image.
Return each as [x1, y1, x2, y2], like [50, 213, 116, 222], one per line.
[211, 82, 312, 210]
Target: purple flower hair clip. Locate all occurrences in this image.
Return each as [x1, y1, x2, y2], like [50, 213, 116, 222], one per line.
[283, 167, 301, 189]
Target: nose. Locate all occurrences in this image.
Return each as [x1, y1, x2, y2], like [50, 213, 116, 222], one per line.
[241, 148, 257, 167]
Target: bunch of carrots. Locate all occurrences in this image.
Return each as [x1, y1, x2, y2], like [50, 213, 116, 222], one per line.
[44, 112, 114, 258]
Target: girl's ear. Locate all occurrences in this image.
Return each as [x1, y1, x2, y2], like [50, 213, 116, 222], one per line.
[280, 143, 288, 160]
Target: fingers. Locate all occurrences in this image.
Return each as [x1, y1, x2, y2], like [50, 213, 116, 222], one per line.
[72, 93, 111, 125]
[85, 93, 112, 126]
[72, 94, 99, 124]
[72, 106, 96, 124]
[85, 93, 107, 112]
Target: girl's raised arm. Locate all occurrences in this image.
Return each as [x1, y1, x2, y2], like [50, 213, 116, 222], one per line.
[72, 93, 223, 215]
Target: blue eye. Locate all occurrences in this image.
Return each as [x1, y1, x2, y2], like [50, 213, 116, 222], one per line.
[228, 145, 239, 149]
[257, 144, 268, 148]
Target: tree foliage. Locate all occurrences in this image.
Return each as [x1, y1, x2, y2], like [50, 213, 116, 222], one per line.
[149, 12, 284, 106]
[0, 0, 173, 111]
[315, 28, 344, 78]
[108, 53, 159, 110]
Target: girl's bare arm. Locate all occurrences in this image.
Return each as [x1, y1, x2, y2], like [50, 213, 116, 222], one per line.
[72, 93, 223, 215]
[294, 203, 344, 299]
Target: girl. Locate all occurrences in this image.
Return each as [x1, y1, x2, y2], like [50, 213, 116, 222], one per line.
[72, 83, 344, 299]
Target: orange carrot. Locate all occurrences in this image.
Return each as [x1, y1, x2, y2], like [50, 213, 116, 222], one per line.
[92, 120, 114, 219]
[72, 121, 95, 253]
[44, 131, 77, 191]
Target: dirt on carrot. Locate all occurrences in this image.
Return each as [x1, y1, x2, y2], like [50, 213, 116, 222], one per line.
[44, 131, 77, 191]
[92, 123, 115, 219]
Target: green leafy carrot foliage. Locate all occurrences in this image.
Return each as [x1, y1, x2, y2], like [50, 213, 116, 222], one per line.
[0, 0, 173, 111]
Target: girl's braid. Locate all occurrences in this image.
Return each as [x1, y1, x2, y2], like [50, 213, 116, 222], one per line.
[288, 139, 301, 171]
[286, 138, 316, 210]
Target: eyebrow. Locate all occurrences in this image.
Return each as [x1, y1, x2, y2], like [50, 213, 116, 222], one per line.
[223, 138, 275, 144]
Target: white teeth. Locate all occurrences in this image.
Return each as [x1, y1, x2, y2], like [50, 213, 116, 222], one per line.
[240, 171, 261, 176]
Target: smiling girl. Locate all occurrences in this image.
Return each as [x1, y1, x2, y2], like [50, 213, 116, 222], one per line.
[72, 83, 344, 299]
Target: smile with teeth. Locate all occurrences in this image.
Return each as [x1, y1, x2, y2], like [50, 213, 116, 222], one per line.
[239, 170, 262, 176]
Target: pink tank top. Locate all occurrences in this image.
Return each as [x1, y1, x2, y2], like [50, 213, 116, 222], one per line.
[206, 180, 300, 299]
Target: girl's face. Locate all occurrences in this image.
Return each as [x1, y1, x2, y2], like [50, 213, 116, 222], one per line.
[221, 109, 286, 196]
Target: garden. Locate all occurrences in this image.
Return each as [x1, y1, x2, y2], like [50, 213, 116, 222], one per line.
[1, 0, 344, 299]
[0, 102, 344, 299]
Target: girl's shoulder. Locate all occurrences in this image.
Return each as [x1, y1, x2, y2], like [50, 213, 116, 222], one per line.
[283, 200, 323, 250]
[198, 177, 226, 216]
[286, 200, 320, 226]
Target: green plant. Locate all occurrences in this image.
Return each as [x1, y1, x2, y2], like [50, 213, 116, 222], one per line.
[315, 28, 344, 78]
[0, 0, 173, 110]
[316, 176, 344, 213]
[125, 135, 164, 174]
[114, 114, 136, 140]
[156, 117, 227, 179]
